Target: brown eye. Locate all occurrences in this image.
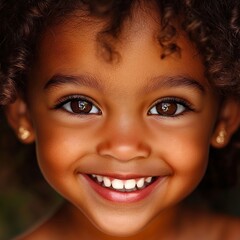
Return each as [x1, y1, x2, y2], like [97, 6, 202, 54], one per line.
[70, 100, 92, 113]
[62, 99, 100, 114]
[156, 102, 178, 116]
[148, 100, 186, 116]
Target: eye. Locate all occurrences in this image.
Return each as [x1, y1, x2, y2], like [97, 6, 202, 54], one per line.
[56, 97, 101, 115]
[148, 98, 192, 117]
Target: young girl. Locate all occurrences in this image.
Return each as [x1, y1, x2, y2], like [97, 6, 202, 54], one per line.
[1, 0, 240, 239]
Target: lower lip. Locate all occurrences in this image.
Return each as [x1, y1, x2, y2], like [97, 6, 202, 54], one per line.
[82, 174, 163, 203]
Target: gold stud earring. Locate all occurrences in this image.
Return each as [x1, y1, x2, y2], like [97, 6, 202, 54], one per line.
[18, 126, 30, 140]
[216, 129, 227, 144]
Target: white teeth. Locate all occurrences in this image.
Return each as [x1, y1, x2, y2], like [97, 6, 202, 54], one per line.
[124, 179, 136, 190]
[137, 178, 145, 188]
[91, 174, 154, 191]
[103, 177, 111, 187]
[145, 177, 152, 183]
[112, 179, 124, 190]
[96, 175, 103, 182]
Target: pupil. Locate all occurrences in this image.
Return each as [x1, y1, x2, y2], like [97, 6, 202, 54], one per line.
[70, 100, 92, 113]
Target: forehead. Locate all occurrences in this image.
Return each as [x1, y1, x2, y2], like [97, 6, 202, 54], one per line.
[37, 6, 162, 62]
[30, 6, 208, 93]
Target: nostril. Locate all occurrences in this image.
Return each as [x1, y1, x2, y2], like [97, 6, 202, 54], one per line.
[97, 142, 151, 161]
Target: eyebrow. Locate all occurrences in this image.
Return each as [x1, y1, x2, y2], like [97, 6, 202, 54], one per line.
[44, 74, 102, 91]
[142, 75, 206, 94]
[44, 74, 206, 95]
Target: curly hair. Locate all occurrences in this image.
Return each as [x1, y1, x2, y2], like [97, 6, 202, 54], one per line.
[0, 0, 240, 189]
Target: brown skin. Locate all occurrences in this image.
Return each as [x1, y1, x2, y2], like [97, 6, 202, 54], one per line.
[6, 6, 240, 240]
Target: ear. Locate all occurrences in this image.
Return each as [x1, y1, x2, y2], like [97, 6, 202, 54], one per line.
[5, 98, 35, 144]
[211, 98, 240, 148]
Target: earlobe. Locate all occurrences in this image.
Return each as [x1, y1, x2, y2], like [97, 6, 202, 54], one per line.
[211, 124, 228, 148]
[211, 99, 240, 148]
[5, 98, 35, 144]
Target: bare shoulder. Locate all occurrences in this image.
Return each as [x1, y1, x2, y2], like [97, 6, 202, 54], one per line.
[12, 203, 76, 240]
[219, 215, 240, 240]
[182, 208, 240, 240]
[12, 218, 56, 240]
[202, 212, 240, 240]
[12, 205, 64, 240]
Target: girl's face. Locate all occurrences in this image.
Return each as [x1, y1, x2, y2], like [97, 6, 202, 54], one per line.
[25, 11, 219, 236]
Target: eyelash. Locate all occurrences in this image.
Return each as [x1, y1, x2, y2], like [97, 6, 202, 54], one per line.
[53, 96, 194, 117]
[148, 97, 194, 117]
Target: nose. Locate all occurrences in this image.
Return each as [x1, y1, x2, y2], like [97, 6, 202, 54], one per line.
[97, 119, 151, 161]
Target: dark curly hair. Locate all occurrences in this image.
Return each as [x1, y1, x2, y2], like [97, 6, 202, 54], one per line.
[0, 0, 240, 189]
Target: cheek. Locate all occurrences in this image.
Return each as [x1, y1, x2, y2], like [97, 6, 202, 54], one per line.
[32, 117, 96, 188]
[151, 121, 212, 200]
[167, 126, 211, 170]
[167, 133, 210, 184]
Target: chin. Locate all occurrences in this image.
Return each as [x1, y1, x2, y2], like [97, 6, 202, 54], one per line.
[97, 224, 144, 238]
[90, 213, 149, 237]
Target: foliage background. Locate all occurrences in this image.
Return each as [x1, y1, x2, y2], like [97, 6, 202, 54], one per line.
[0, 111, 240, 240]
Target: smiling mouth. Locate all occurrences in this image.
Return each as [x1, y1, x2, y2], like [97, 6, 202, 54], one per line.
[88, 174, 157, 192]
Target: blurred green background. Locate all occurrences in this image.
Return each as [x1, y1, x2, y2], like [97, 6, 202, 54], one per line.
[0, 114, 62, 240]
[1, 111, 240, 240]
